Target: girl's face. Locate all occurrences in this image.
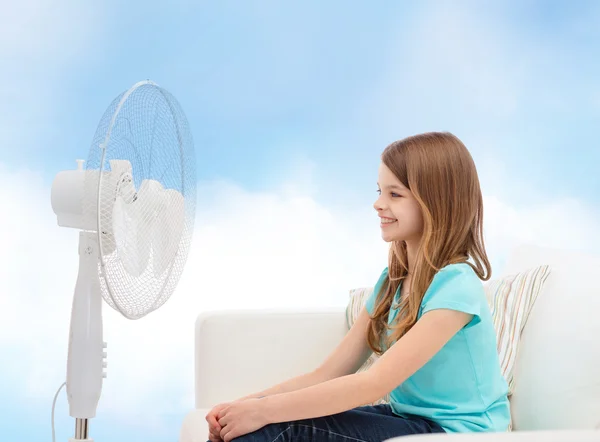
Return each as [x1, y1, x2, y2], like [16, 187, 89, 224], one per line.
[374, 162, 424, 243]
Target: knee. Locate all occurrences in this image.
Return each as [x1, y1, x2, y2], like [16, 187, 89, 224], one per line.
[230, 423, 291, 442]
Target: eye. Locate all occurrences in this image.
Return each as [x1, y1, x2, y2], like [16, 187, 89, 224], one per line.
[391, 192, 401, 198]
[376, 189, 381, 195]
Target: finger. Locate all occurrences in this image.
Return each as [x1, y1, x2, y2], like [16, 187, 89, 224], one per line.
[217, 406, 229, 419]
[207, 414, 221, 431]
[223, 427, 238, 442]
[215, 403, 228, 415]
[207, 403, 225, 420]
[206, 412, 217, 424]
[217, 414, 228, 427]
[220, 425, 230, 442]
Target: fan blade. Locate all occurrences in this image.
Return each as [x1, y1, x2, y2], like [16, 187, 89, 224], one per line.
[153, 189, 184, 277]
[112, 179, 162, 277]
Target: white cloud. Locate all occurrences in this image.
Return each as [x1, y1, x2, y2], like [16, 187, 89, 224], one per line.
[2, 161, 599, 425]
[483, 194, 600, 274]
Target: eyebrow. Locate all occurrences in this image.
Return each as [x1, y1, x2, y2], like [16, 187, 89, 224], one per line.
[378, 183, 405, 191]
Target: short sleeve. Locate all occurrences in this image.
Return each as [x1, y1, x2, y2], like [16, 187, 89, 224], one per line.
[365, 267, 389, 314]
[420, 264, 484, 326]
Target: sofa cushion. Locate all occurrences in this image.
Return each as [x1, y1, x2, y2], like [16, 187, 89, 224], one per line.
[180, 408, 211, 442]
[484, 264, 551, 396]
[500, 244, 600, 431]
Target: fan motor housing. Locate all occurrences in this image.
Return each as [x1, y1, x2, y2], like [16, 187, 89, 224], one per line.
[51, 161, 98, 231]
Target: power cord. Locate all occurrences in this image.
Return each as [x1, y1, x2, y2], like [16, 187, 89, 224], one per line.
[52, 381, 66, 442]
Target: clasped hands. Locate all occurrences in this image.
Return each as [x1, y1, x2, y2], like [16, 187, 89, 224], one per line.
[205, 397, 269, 442]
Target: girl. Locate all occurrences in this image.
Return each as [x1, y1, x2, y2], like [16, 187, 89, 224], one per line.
[206, 132, 511, 442]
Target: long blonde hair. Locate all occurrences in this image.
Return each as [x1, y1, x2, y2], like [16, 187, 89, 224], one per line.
[367, 132, 491, 355]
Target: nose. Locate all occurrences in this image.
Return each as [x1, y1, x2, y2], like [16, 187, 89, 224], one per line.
[373, 195, 385, 212]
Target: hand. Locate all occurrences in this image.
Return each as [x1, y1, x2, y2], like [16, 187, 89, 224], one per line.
[217, 398, 269, 442]
[206, 402, 231, 442]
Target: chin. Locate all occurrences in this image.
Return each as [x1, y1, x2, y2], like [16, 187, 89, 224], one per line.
[381, 232, 401, 243]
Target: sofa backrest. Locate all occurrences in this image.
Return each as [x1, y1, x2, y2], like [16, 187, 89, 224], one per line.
[194, 308, 348, 408]
[503, 244, 600, 431]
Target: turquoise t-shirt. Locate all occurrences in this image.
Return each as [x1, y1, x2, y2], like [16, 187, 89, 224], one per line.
[365, 263, 511, 433]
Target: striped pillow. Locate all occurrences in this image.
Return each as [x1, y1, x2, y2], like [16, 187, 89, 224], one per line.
[346, 287, 390, 404]
[484, 264, 551, 396]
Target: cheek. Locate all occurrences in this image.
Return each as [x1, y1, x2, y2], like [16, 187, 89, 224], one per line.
[395, 202, 423, 230]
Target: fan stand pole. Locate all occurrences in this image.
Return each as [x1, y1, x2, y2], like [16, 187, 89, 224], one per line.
[74, 418, 89, 440]
[66, 231, 105, 442]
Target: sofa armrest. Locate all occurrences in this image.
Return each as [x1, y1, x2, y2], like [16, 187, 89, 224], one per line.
[193, 307, 348, 409]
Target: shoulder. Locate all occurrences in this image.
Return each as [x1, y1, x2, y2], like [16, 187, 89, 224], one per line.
[429, 263, 483, 292]
[420, 263, 485, 319]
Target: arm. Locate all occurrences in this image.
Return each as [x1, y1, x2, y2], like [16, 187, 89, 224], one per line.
[235, 370, 327, 401]
[259, 308, 472, 423]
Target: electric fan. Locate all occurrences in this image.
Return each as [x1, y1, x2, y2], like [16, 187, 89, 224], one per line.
[50, 80, 196, 441]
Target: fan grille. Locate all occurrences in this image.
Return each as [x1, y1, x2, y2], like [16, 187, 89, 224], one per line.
[84, 82, 196, 319]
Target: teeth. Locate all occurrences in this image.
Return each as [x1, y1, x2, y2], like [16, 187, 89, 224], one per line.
[381, 218, 396, 224]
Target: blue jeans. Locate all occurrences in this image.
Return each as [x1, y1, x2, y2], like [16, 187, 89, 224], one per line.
[219, 404, 445, 442]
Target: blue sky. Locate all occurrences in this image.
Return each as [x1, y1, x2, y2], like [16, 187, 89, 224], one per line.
[1, 1, 600, 441]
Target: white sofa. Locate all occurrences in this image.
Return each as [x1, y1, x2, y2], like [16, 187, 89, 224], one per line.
[179, 244, 600, 441]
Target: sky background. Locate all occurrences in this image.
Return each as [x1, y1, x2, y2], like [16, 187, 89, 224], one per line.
[1, 1, 600, 441]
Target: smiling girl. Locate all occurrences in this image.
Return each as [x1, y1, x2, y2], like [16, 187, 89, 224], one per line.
[206, 132, 510, 441]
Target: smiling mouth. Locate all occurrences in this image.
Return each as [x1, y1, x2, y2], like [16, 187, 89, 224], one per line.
[380, 218, 397, 224]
